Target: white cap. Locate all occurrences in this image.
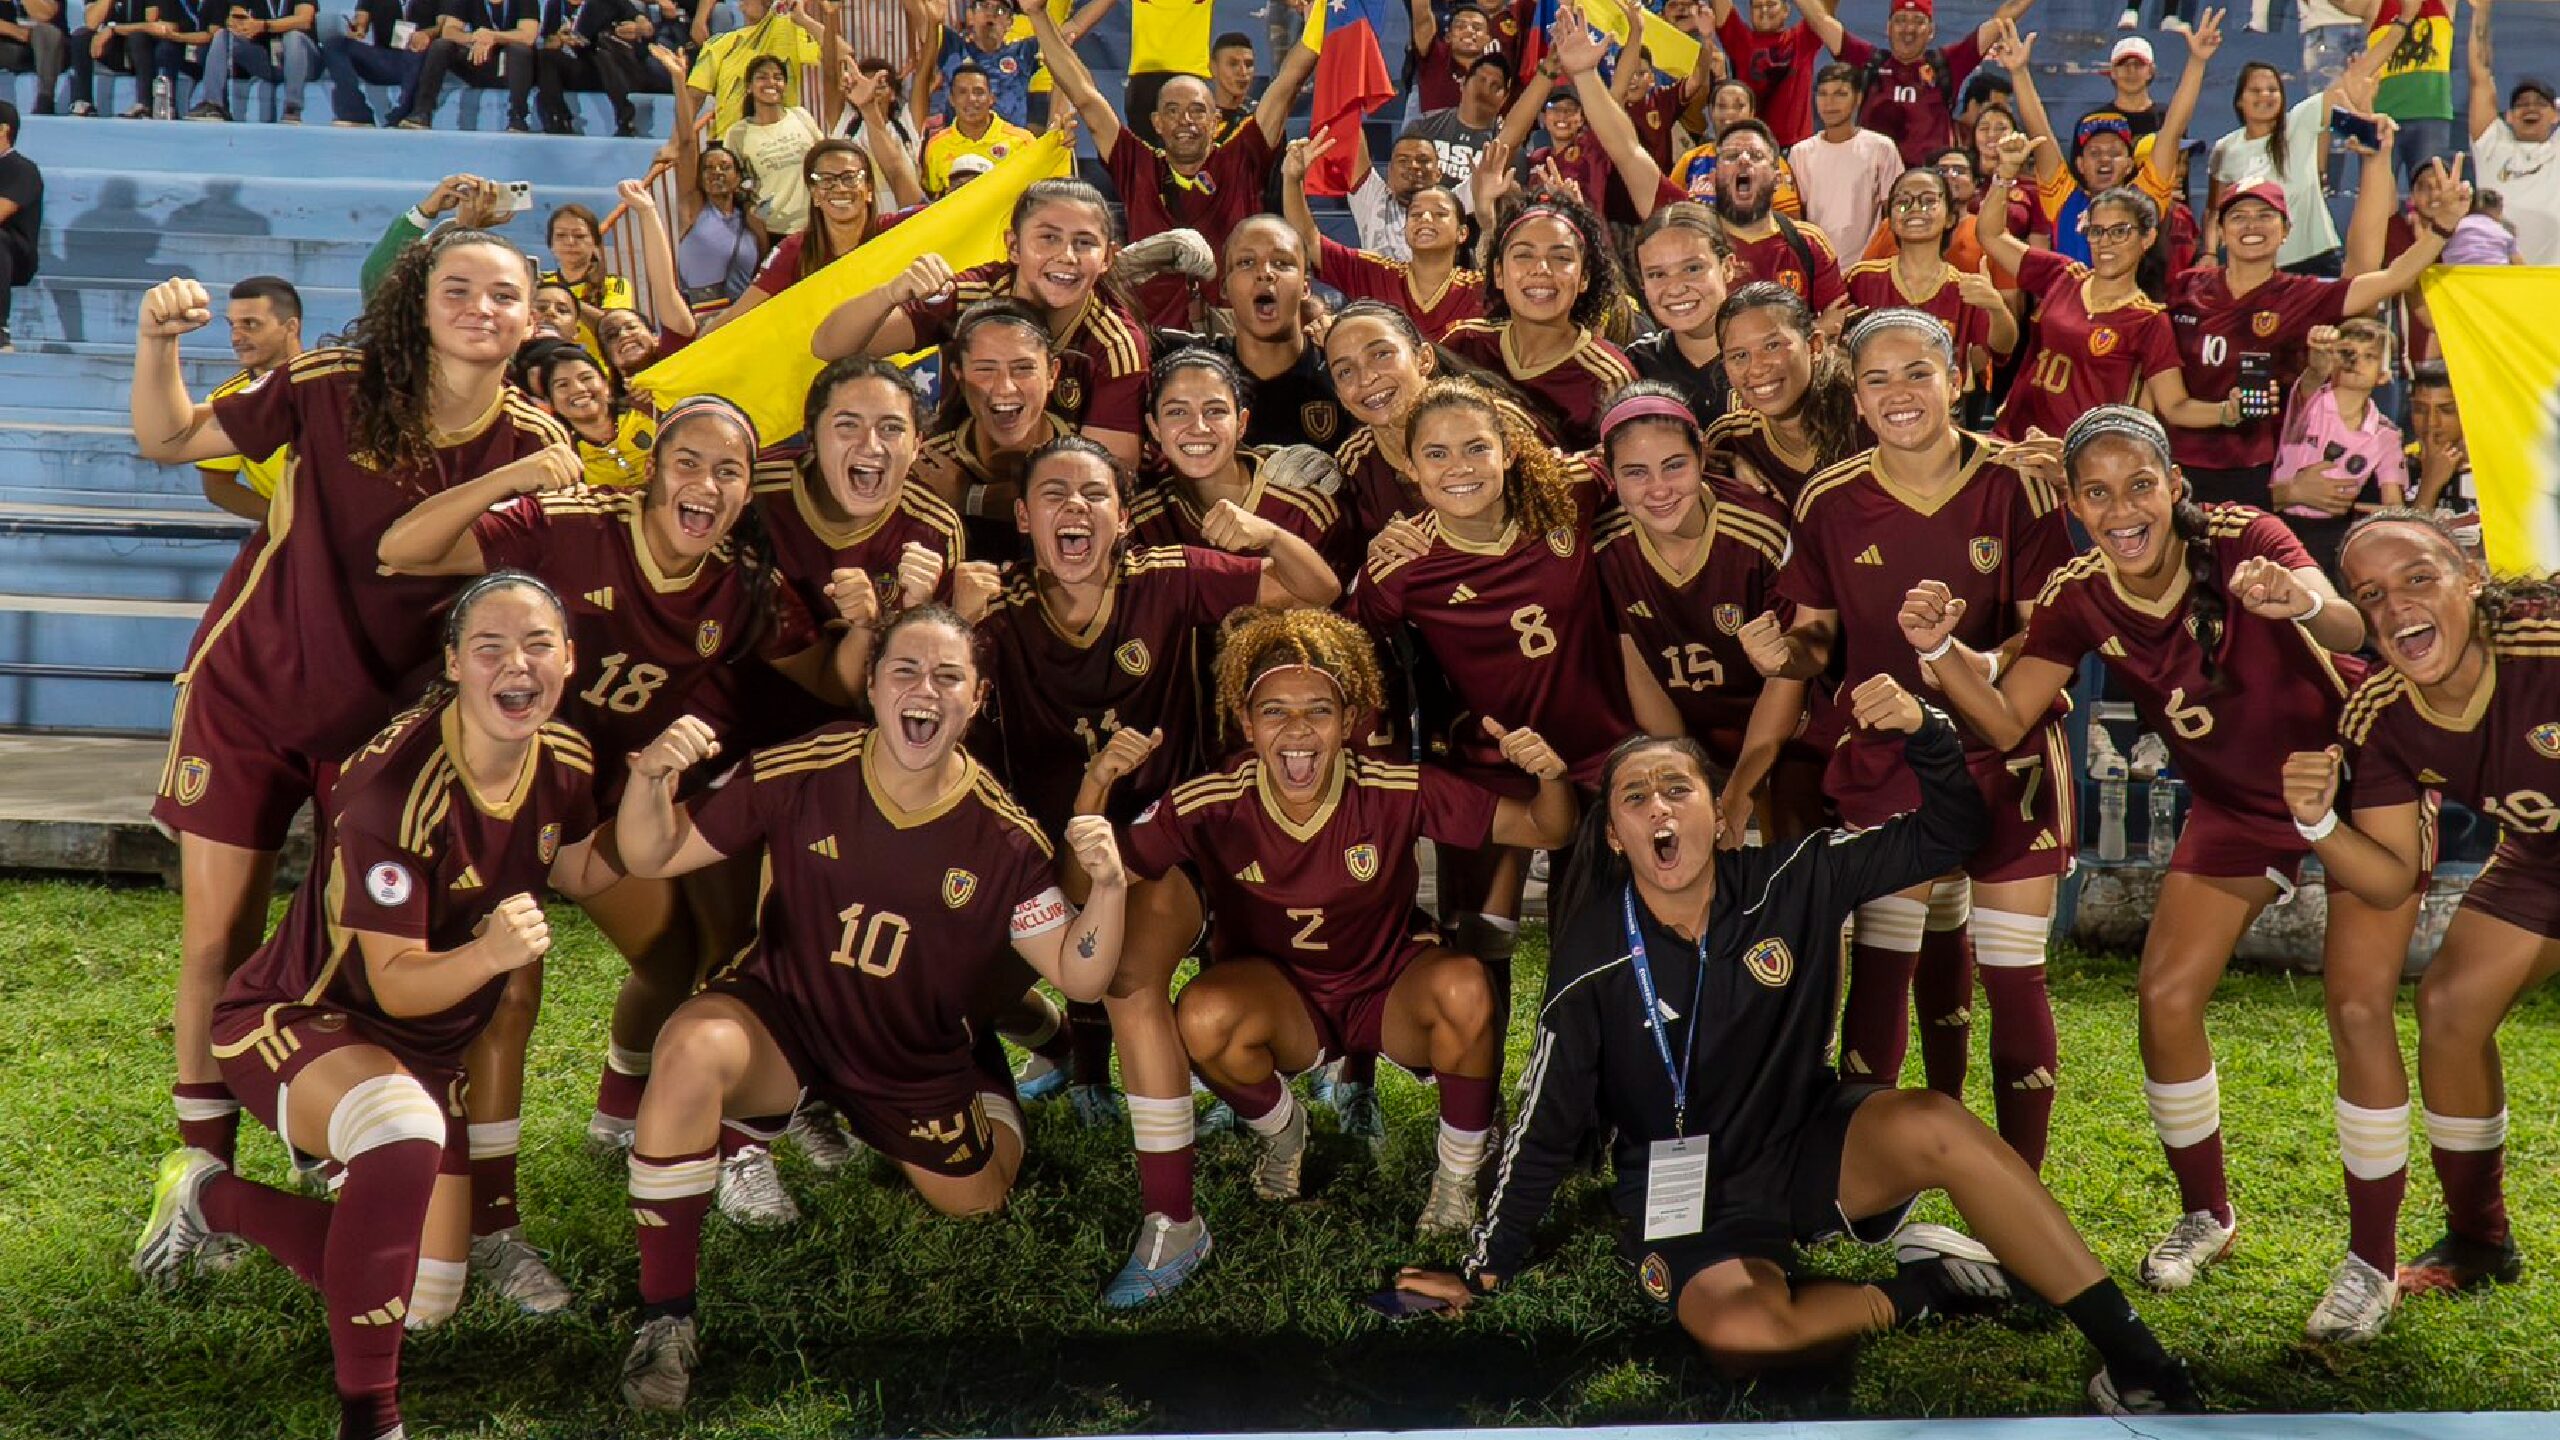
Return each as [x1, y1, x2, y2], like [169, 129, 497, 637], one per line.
[948, 153, 995, 179]
[2110, 37, 2154, 65]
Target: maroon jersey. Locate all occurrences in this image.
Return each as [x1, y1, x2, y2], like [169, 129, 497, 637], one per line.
[1844, 258, 1995, 362]
[1334, 427, 1425, 537]
[1717, 12, 1827, 148]
[213, 700, 598, 1069]
[1124, 753, 1499, 1001]
[2340, 615, 2560, 863]
[1439, 320, 1638, 452]
[1105, 122, 1279, 329]
[982, 544, 1265, 830]
[192, 348, 568, 759]
[692, 726, 1067, 1105]
[1318, 238, 1486, 343]
[1594, 499, 1796, 738]
[1781, 436, 2072, 750]
[1704, 407, 1870, 510]
[1346, 482, 1632, 783]
[2023, 507, 2360, 844]
[2165, 267, 2353, 472]
[1130, 448, 1351, 581]
[1996, 249, 2182, 441]
[899, 260, 1152, 438]
[1832, 31, 1986, 167]
[472, 488, 819, 791]
[753, 459, 966, 621]
[1729, 222, 1849, 312]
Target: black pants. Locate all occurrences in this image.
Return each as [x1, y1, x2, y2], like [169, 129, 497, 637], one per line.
[534, 38, 638, 134]
[0, 230, 36, 330]
[407, 39, 534, 128]
[0, 21, 67, 114]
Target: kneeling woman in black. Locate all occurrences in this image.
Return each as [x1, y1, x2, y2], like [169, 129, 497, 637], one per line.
[1396, 684, 2201, 1417]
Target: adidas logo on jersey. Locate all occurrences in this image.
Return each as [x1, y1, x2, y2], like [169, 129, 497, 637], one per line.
[2029, 830, 2057, 851]
[1447, 584, 1478, 604]
[2418, 768, 2447, 784]
[1855, 545, 1884, 566]
[809, 835, 840, 859]
[1236, 861, 1266, 884]
[450, 865, 483, 891]
[1627, 601, 1654, 619]
[2100, 636, 2127, 658]
[584, 587, 616, 611]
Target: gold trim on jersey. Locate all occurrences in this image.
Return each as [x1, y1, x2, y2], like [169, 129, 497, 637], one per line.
[2401, 645, 2498, 733]
[1629, 503, 1718, 587]
[1848, 256, 1961, 308]
[1254, 751, 1351, 843]
[1438, 513, 1521, 558]
[1479, 321, 1633, 389]
[783, 458, 962, 553]
[752, 727, 865, 782]
[2101, 552, 2189, 619]
[862, 729, 980, 829]
[439, 705, 541, 821]
[540, 723, 595, 776]
[1711, 408, 1821, 484]
[1866, 435, 1990, 519]
[1036, 558, 1127, 649]
[1170, 767, 1256, 815]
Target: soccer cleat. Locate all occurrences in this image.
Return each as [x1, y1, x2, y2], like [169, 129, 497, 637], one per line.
[2397, 1232, 2523, 1296]
[2090, 1357, 2202, 1415]
[1250, 1103, 1310, 1201]
[619, 1313, 699, 1412]
[2306, 1253, 2397, 1343]
[470, 1227, 573, 1314]
[715, 1146, 801, 1229]
[1070, 1083, 1125, 1130]
[1101, 1212, 1213, 1309]
[785, 1105, 864, 1173]
[1415, 1164, 1480, 1237]
[1890, 1223, 2016, 1317]
[2086, 724, 2129, 780]
[2128, 732, 2171, 781]
[1327, 1080, 1385, 1142]
[194, 1232, 254, 1276]
[585, 1110, 636, 1157]
[2139, 1208, 2236, 1292]
[133, 1147, 224, 1289]
[1014, 1051, 1069, 1102]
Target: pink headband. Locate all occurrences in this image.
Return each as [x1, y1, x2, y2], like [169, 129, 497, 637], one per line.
[1498, 204, 1573, 247]
[1600, 394, 1700, 437]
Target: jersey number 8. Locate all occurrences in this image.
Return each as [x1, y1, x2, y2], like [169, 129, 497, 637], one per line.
[1510, 604, 1558, 659]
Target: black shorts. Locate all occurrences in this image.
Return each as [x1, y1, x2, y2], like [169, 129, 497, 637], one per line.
[1620, 1084, 1912, 1305]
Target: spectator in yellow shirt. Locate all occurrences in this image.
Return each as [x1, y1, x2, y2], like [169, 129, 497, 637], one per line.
[196, 277, 303, 525]
[687, 0, 834, 139]
[923, 63, 1042, 196]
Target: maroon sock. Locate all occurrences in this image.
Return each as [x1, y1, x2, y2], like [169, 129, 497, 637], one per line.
[631, 1145, 718, 1313]
[174, 1082, 242, 1167]
[719, 1115, 787, 1158]
[468, 1151, 518, 1238]
[2163, 1130, 2232, 1225]
[1979, 964, 2058, 1173]
[1913, 927, 1975, 1099]
[593, 1066, 648, 1125]
[1337, 1052, 1378, 1087]
[1437, 1072, 1497, 1133]
[1135, 1148, 1196, 1222]
[323, 1136, 440, 1440]
[1838, 943, 1919, 1084]
[2431, 1144, 2512, 1248]
[2344, 1165, 2408, 1274]
[1204, 1072, 1287, 1127]
[1066, 1000, 1114, 1086]
[200, 1170, 331, 1289]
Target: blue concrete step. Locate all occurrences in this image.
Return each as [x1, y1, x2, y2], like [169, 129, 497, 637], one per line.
[14, 110, 660, 185]
[0, 422, 209, 507]
[38, 168, 632, 244]
[39, 232, 378, 293]
[0, 506, 248, 605]
[0, 594, 199, 734]
[14, 278, 363, 349]
[0, 350, 239, 412]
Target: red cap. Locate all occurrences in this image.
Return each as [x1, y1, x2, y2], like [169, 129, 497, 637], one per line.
[2217, 180, 2291, 222]
[1892, 0, 1934, 13]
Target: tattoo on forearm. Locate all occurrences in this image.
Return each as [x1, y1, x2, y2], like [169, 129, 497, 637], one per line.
[1077, 931, 1097, 959]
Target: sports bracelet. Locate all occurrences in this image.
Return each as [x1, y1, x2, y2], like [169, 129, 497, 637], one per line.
[2293, 588, 2326, 625]
[1919, 636, 1956, 663]
[2294, 809, 2339, 843]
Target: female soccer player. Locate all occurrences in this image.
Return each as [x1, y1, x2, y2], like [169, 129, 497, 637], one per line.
[134, 572, 621, 1440]
[130, 243, 569, 1197]
[1593, 384, 1819, 845]
[1087, 610, 1576, 1254]
[1281, 132, 1485, 343]
[521, 339, 656, 490]
[1131, 350, 1347, 579]
[1742, 309, 2072, 1170]
[814, 178, 1149, 472]
[1621, 203, 1739, 416]
[1395, 698, 2202, 1417]
[1843, 167, 2017, 381]
[1326, 301, 1452, 537]
[610, 604, 1131, 1413]
[1439, 185, 1637, 452]
[912, 300, 1080, 561]
[1907, 406, 2422, 1338]
[2288, 513, 2560, 1308]
[705, 141, 908, 335]
[1707, 283, 1869, 508]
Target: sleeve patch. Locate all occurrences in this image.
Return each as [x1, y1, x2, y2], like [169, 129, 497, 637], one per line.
[364, 861, 415, 909]
[1010, 887, 1071, 940]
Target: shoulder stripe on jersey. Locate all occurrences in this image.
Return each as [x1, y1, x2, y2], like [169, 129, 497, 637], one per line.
[1172, 777, 1254, 815]
[1336, 428, 1376, 469]
[899, 486, 964, 538]
[752, 731, 864, 782]
[286, 347, 362, 381]
[970, 775, 1057, 857]
[1717, 505, 1791, 553]
[2337, 673, 2411, 745]
[1443, 319, 1496, 341]
[1791, 454, 1874, 522]
[399, 755, 455, 857]
[1267, 485, 1341, 529]
[2036, 550, 2110, 606]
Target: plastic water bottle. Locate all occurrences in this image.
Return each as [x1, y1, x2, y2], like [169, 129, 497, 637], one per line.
[2097, 779, 2128, 862]
[2147, 779, 2179, 866]
[152, 75, 174, 121]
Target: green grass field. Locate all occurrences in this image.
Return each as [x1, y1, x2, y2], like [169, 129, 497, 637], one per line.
[2, 878, 2557, 1438]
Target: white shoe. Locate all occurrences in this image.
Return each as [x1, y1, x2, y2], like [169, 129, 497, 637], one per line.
[470, 1226, 572, 1314]
[2116, 5, 2140, 29]
[1415, 1163, 1480, 1236]
[2140, 1208, 2236, 1291]
[1250, 1103, 1309, 1201]
[2128, 731, 2171, 781]
[2161, 15, 2192, 31]
[2305, 1252, 2396, 1344]
[714, 1145, 800, 1228]
[1892, 1221, 2015, 1306]
[785, 1105, 863, 1173]
[133, 1147, 224, 1288]
[2086, 724, 2129, 780]
[619, 1312, 698, 1411]
[585, 1110, 636, 1157]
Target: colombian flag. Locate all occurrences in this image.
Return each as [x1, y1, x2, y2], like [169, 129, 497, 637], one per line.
[2424, 268, 2560, 573]
[1301, 0, 1399, 196]
[1522, 1, 1704, 84]
[630, 131, 1071, 444]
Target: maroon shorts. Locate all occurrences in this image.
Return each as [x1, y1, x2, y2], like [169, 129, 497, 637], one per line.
[2170, 797, 2313, 887]
[1284, 935, 1442, 1066]
[209, 1001, 471, 1175]
[2456, 838, 2560, 938]
[1827, 723, 2073, 884]
[153, 677, 337, 852]
[708, 973, 1012, 1178]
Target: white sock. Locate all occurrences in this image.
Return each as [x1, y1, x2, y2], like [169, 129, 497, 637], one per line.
[2424, 1107, 2508, 1153]
[1436, 1121, 1490, 1177]
[1127, 1094, 1195, 1153]
[1243, 1087, 1300, 1138]
[2144, 1068, 2220, 1149]
[466, 1119, 521, 1161]
[2335, 1098, 2410, 1179]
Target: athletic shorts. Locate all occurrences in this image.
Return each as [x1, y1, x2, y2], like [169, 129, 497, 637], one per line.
[1827, 722, 2073, 884]
[1279, 933, 1444, 1066]
[708, 973, 1015, 1178]
[1622, 1083, 1912, 1306]
[2456, 837, 2560, 938]
[209, 1002, 471, 1176]
[153, 677, 338, 852]
[2170, 796, 2312, 886]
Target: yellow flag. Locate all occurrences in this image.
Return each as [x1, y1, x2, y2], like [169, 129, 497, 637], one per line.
[2421, 267, 2560, 573]
[1130, 0, 1219, 77]
[1587, 3, 1702, 81]
[631, 131, 1070, 445]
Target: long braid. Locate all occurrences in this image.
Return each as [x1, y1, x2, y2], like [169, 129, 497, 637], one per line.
[2065, 405, 2228, 684]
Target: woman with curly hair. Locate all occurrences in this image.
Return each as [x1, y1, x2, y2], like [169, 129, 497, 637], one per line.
[127, 237, 572, 1216]
[1438, 184, 1636, 451]
[1706, 282, 1870, 508]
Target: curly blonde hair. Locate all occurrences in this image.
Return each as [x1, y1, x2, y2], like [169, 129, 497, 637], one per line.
[1401, 378, 1581, 539]
[1213, 608, 1387, 740]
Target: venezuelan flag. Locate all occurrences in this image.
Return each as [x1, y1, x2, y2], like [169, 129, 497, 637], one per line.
[1300, 0, 1399, 196]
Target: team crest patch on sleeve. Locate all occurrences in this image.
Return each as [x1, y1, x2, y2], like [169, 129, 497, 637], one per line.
[538, 822, 562, 864]
[1742, 937, 1794, 988]
[1638, 1251, 1673, 1302]
[1115, 639, 1152, 676]
[1969, 536, 2002, 573]
[696, 619, 724, 657]
[173, 755, 212, 806]
[944, 868, 979, 908]
[365, 861, 415, 909]
[1345, 843, 1379, 882]
[1713, 603, 1743, 634]
[2531, 723, 2560, 760]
